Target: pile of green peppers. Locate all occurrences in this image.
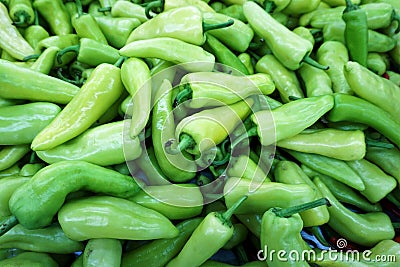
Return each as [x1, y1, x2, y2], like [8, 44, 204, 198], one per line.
[1, 0, 400, 266]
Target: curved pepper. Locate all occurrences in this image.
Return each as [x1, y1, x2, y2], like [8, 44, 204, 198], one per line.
[223, 177, 317, 214]
[282, 0, 320, 15]
[135, 146, 170, 186]
[298, 63, 333, 97]
[251, 95, 334, 146]
[120, 37, 215, 72]
[222, 223, 248, 250]
[8, 0, 34, 26]
[366, 146, 400, 183]
[104, 1, 148, 22]
[0, 145, 29, 171]
[366, 53, 388, 75]
[33, 0, 72, 35]
[83, 239, 122, 267]
[9, 160, 142, 229]
[277, 128, 366, 161]
[0, 3, 34, 60]
[0, 252, 58, 267]
[326, 93, 400, 148]
[0, 102, 61, 145]
[227, 155, 270, 182]
[36, 120, 141, 166]
[0, 59, 79, 104]
[0, 176, 30, 218]
[238, 53, 254, 74]
[19, 163, 44, 177]
[31, 62, 124, 151]
[243, 1, 326, 70]
[58, 195, 179, 241]
[313, 176, 395, 247]
[177, 71, 274, 108]
[121, 217, 202, 267]
[35, 34, 79, 54]
[129, 184, 203, 220]
[151, 79, 197, 182]
[0, 223, 83, 253]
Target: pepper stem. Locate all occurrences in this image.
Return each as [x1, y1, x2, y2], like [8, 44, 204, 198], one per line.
[57, 68, 82, 86]
[212, 147, 230, 166]
[33, 8, 39, 25]
[23, 53, 40, 61]
[221, 195, 248, 224]
[175, 84, 193, 104]
[344, 0, 359, 12]
[365, 138, 394, 149]
[0, 215, 17, 236]
[231, 126, 258, 150]
[56, 45, 80, 65]
[12, 13, 27, 26]
[273, 198, 330, 218]
[114, 56, 127, 68]
[144, 0, 164, 19]
[302, 56, 329, 70]
[264, 0, 276, 13]
[164, 134, 195, 155]
[76, 0, 83, 17]
[98, 7, 111, 12]
[203, 19, 234, 32]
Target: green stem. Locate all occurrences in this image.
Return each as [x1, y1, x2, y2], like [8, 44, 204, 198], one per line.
[144, 0, 163, 19]
[209, 165, 224, 178]
[23, 53, 40, 61]
[33, 8, 39, 25]
[12, 14, 27, 26]
[98, 7, 111, 12]
[56, 45, 80, 65]
[386, 192, 400, 207]
[164, 134, 195, 155]
[203, 19, 234, 32]
[365, 138, 394, 149]
[231, 126, 258, 150]
[0, 215, 17, 236]
[303, 56, 329, 70]
[220, 195, 248, 224]
[235, 244, 249, 265]
[114, 56, 127, 68]
[196, 174, 212, 186]
[212, 149, 230, 166]
[76, 0, 83, 17]
[57, 68, 82, 86]
[273, 198, 330, 218]
[344, 0, 359, 12]
[264, 0, 276, 13]
[175, 84, 192, 104]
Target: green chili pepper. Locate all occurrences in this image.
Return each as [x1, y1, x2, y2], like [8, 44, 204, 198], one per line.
[316, 41, 353, 94]
[324, 0, 360, 6]
[9, 160, 142, 229]
[166, 196, 247, 267]
[71, 0, 108, 44]
[129, 184, 203, 220]
[227, 155, 271, 182]
[390, 32, 400, 65]
[31, 62, 124, 151]
[0, 145, 29, 171]
[222, 223, 248, 250]
[135, 146, 170, 186]
[151, 79, 197, 182]
[0, 98, 24, 108]
[366, 240, 400, 265]
[36, 120, 141, 166]
[326, 93, 400, 148]
[282, 0, 320, 15]
[0, 176, 30, 218]
[202, 12, 253, 53]
[298, 63, 333, 97]
[33, 0, 72, 35]
[235, 214, 262, 238]
[260, 199, 329, 267]
[94, 16, 141, 49]
[313, 176, 395, 247]
[0, 3, 34, 60]
[223, 177, 317, 214]
[220, 4, 247, 22]
[121, 217, 202, 267]
[0, 251, 58, 266]
[367, 52, 389, 75]
[255, 54, 304, 103]
[251, 95, 334, 146]
[58, 195, 179, 241]
[342, 0, 368, 66]
[0, 102, 61, 145]
[287, 149, 365, 191]
[102, 1, 148, 22]
[177, 71, 274, 108]
[121, 57, 151, 138]
[83, 239, 122, 267]
[0, 223, 83, 253]
[28, 46, 59, 74]
[365, 146, 400, 184]
[346, 159, 397, 203]
[203, 33, 249, 75]
[8, 0, 34, 27]
[344, 61, 400, 124]
[277, 128, 366, 161]
[274, 161, 330, 227]
[238, 53, 254, 74]
[120, 37, 215, 72]
[35, 34, 79, 53]
[0, 164, 20, 178]
[19, 163, 45, 177]
[243, 1, 327, 70]
[310, 249, 370, 266]
[167, 99, 253, 155]
[56, 38, 120, 67]
[298, 1, 330, 26]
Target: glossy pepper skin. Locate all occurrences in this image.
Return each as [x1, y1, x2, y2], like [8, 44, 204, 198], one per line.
[251, 95, 334, 146]
[0, 145, 29, 171]
[326, 93, 400, 148]
[0, 3, 34, 60]
[120, 37, 215, 72]
[314, 176, 395, 247]
[0, 103, 61, 145]
[342, 0, 368, 66]
[9, 160, 142, 229]
[0, 223, 83, 253]
[0, 59, 79, 104]
[366, 146, 400, 183]
[0, 251, 58, 266]
[244, 1, 316, 70]
[33, 0, 72, 35]
[151, 80, 197, 182]
[121, 57, 152, 138]
[35, 34, 79, 54]
[29, 46, 59, 74]
[129, 184, 203, 220]
[298, 63, 333, 97]
[0, 176, 30, 218]
[121, 218, 202, 267]
[8, 0, 34, 26]
[227, 155, 270, 182]
[58, 195, 179, 241]
[287, 150, 365, 191]
[31, 63, 124, 151]
[178, 71, 274, 108]
[36, 120, 142, 166]
[106, 1, 148, 23]
[277, 128, 366, 161]
[83, 239, 122, 267]
[344, 61, 400, 124]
